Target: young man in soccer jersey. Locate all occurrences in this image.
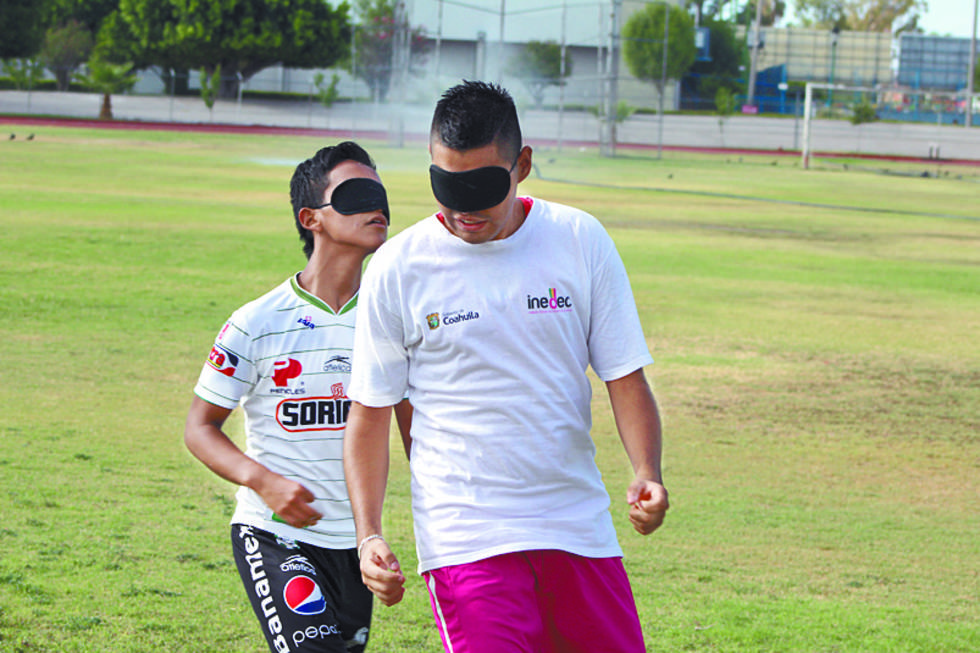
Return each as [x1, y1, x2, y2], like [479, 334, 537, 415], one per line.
[184, 141, 412, 653]
[343, 81, 669, 652]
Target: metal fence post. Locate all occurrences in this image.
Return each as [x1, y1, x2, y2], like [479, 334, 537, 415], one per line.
[802, 82, 813, 169]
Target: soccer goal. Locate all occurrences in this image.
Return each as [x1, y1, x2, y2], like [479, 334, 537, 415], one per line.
[800, 82, 976, 168]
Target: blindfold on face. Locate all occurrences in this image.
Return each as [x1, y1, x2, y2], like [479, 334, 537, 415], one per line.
[322, 177, 390, 224]
[429, 164, 513, 213]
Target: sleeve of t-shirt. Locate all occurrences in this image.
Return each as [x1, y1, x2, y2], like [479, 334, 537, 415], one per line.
[586, 222, 654, 382]
[349, 255, 410, 407]
[193, 312, 257, 409]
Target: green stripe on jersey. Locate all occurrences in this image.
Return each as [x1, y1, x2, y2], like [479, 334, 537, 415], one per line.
[290, 276, 358, 315]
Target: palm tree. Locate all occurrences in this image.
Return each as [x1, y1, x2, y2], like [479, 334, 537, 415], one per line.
[74, 59, 138, 120]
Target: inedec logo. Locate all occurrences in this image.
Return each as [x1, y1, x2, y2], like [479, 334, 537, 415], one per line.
[272, 358, 302, 387]
[527, 288, 572, 313]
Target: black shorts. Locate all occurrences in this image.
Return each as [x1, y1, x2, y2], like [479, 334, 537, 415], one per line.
[230, 524, 372, 653]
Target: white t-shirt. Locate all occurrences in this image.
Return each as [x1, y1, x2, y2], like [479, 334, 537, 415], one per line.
[350, 197, 654, 572]
[194, 274, 359, 549]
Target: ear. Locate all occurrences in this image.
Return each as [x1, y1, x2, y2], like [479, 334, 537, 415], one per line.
[297, 207, 322, 233]
[516, 145, 533, 183]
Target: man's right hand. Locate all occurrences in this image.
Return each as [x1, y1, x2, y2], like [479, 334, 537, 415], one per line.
[254, 472, 322, 529]
[359, 538, 406, 606]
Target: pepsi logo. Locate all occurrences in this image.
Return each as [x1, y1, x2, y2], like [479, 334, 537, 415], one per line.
[283, 575, 326, 615]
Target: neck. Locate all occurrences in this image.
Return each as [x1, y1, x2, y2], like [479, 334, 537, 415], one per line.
[503, 195, 528, 238]
[297, 245, 364, 313]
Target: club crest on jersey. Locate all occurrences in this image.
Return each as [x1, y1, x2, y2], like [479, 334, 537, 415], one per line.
[284, 576, 326, 615]
[207, 344, 239, 377]
[426, 313, 440, 330]
[275, 535, 300, 550]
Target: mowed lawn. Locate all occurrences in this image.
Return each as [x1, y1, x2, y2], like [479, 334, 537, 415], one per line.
[0, 126, 977, 652]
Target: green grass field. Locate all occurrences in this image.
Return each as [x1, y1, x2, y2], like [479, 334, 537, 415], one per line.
[0, 126, 978, 652]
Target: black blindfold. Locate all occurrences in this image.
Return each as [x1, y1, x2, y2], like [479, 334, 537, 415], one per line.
[429, 164, 513, 213]
[317, 177, 390, 224]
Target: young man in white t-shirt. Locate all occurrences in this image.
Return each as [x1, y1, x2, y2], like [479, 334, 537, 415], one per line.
[184, 142, 412, 653]
[344, 82, 669, 652]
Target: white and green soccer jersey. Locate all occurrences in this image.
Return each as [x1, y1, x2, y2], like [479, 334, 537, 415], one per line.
[194, 274, 359, 549]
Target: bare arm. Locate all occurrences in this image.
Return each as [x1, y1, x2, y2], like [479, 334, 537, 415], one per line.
[343, 401, 405, 606]
[393, 399, 414, 460]
[183, 396, 321, 528]
[605, 368, 669, 535]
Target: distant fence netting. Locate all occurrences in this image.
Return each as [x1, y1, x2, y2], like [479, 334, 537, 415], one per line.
[682, 28, 893, 112]
[680, 28, 978, 126]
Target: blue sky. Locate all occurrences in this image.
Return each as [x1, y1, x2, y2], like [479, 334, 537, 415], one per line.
[777, 0, 976, 38]
[916, 0, 978, 38]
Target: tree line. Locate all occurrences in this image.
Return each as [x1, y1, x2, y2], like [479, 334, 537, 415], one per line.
[0, 0, 935, 120]
[0, 0, 428, 117]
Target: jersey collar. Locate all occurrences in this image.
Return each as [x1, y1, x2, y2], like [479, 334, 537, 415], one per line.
[290, 274, 358, 316]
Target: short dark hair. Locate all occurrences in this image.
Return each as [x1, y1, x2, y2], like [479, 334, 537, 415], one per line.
[430, 80, 522, 162]
[289, 141, 377, 259]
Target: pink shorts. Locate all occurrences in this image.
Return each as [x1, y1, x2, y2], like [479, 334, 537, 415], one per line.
[422, 550, 646, 653]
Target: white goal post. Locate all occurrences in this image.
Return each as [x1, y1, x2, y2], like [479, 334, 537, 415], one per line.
[801, 82, 977, 169]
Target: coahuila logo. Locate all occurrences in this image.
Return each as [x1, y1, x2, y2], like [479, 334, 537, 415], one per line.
[428, 309, 479, 329]
[527, 288, 572, 313]
[441, 309, 480, 326]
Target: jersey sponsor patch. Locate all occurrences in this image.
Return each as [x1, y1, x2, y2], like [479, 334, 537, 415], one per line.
[272, 358, 303, 387]
[283, 575, 326, 615]
[207, 344, 239, 377]
[276, 394, 351, 432]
